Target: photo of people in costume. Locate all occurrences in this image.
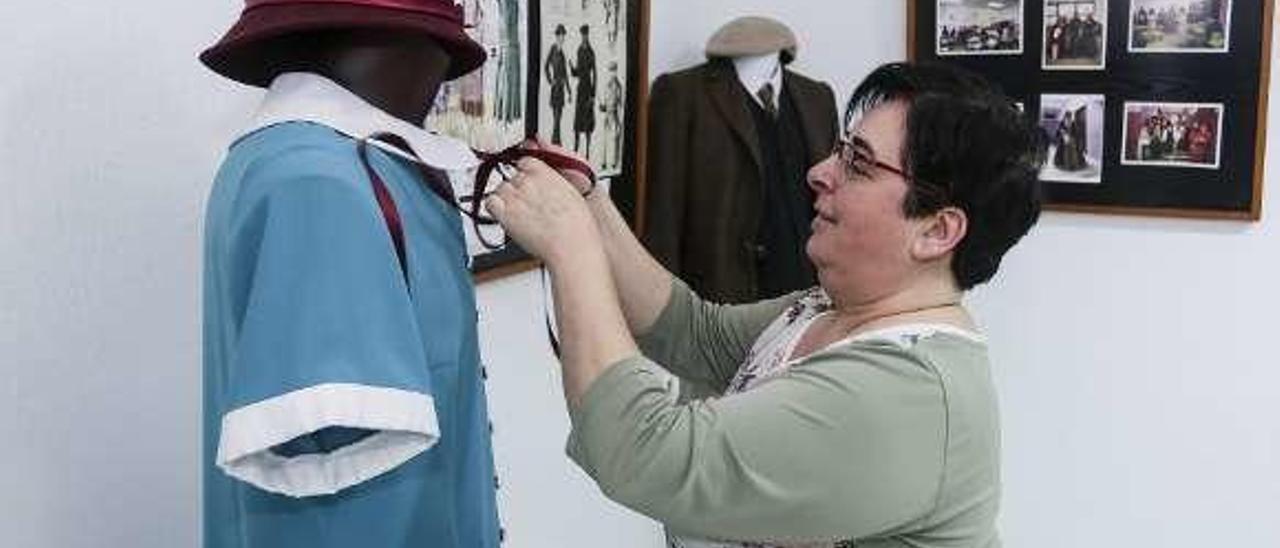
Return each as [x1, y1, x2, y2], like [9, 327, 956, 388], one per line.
[540, 0, 628, 176]
[937, 0, 1024, 55]
[1039, 94, 1105, 183]
[429, 0, 527, 151]
[1043, 0, 1107, 70]
[1130, 0, 1232, 52]
[1122, 102, 1223, 168]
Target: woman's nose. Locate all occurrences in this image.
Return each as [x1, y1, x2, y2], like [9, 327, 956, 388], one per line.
[807, 155, 840, 194]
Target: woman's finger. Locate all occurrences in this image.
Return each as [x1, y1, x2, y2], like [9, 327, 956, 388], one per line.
[483, 194, 508, 221]
[515, 156, 555, 177]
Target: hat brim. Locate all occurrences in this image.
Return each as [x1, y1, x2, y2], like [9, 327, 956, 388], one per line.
[200, 4, 487, 87]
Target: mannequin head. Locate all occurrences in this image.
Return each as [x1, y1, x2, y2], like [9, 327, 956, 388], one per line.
[267, 28, 452, 125]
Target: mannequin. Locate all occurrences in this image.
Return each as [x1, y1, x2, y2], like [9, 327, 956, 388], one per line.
[643, 17, 838, 304]
[199, 2, 503, 547]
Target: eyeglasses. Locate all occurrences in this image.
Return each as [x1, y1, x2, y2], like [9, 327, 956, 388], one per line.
[831, 134, 914, 182]
[830, 134, 948, 203]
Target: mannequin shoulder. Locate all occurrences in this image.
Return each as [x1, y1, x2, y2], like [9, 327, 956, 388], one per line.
[783, 70, 836, 97]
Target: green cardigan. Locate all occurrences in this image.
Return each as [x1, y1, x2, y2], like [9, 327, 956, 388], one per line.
[567, 281, 1001, 547]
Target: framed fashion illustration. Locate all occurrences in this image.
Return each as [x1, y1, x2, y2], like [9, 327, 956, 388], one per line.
[908, 0, 1272, 221]
[428, 0, 650, 280]
[535, 0, 650, 228]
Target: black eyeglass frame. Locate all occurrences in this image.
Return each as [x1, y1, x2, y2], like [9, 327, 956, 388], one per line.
[831, 134, 951, 205]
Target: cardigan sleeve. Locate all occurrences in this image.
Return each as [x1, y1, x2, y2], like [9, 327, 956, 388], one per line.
[566, 341, 948, 544]
[634, 279, 800, 392]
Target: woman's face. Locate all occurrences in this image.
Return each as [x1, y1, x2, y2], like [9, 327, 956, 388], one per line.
[806, 100, 922, 303]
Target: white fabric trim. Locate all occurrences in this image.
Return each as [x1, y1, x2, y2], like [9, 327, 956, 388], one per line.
[844, 322, 987, 351]
[217, 383, 440, 498]
[244, 72, 479, 172]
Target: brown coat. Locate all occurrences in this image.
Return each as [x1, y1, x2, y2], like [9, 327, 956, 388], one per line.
[642, 61, 838, 303]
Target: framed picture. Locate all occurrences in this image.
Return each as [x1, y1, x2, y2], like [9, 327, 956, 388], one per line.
[937, 0, 1026, 56]
[1129, 0, 1232, 52]
[427, 0, 649, 280]
[534, 0, 649, 244]
[430, 0, 530, 268]
[1121, 101, 1224, 168]
[907, 0, 1271, 220]
[1040, 94, 1107, 182]
[1043, 0, 1108, 70]
[537, 0, 630, 178]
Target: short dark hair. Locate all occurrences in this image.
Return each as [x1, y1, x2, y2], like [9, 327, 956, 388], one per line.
[845, 62, 1046, 290]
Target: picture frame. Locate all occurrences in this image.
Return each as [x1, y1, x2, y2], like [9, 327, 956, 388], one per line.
[907, 0, 1271, 221]
[427, 0, 650, 282]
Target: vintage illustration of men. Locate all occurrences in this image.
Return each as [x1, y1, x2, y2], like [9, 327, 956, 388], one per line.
[541, 0, 628, 176]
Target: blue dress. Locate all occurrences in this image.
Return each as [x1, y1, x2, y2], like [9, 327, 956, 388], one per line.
[202, 121, 500, 548]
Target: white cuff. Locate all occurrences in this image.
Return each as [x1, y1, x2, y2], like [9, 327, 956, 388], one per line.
[216, 383, 440, 498]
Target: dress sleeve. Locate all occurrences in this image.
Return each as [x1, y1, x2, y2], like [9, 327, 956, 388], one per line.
[567, 342, 946, 544]
[635, 279, 800, 392]
[215, 162, 440, 498]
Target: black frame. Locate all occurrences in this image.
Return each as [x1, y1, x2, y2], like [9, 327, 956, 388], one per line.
[474, 0, 650, 280]
[909, 0, 1271, 221]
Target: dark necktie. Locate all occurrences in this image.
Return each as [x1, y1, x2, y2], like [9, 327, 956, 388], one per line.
[757, 83, 778, 118]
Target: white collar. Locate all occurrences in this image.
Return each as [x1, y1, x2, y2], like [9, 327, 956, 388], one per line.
[732, 53, 784, 110]
[243, 72, 479, 171]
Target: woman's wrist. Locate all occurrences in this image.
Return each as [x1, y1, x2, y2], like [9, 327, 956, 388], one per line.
[544, 222, 608, 274]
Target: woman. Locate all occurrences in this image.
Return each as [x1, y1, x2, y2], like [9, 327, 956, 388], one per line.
[487, 62, 1044, 547]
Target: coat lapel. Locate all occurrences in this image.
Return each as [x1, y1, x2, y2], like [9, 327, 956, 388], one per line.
[705, 63, 764, 176]
[784, 72, 836, 166]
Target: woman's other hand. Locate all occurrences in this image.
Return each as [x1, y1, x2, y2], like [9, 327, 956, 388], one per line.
[485, 157, 598, 268]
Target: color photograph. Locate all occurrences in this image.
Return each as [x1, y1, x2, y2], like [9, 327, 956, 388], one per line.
[937, 0, 1024, 56]
[1130, 0, 1232, 52]
[540, 0, 628, 177]
[1043, 0, 1107, 70]
[1039, 94, 1106, 183]
[1122, 102, 1224, 168]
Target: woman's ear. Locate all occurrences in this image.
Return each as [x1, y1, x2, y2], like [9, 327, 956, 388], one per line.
[912, 207, 968, 261]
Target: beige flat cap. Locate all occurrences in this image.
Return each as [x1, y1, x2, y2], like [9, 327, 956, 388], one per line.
[705, 16, 798, 63]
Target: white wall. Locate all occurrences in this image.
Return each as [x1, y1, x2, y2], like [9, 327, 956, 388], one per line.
[3, 1, 1278, 547]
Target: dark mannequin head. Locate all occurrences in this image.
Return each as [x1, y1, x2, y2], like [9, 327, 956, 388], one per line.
[267, 28, 452, 126]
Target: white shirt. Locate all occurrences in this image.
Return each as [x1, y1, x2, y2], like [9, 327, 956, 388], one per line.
[732, 52, 784, 111]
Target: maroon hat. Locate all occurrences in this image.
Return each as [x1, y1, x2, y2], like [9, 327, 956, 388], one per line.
[200, 0, 487, 87]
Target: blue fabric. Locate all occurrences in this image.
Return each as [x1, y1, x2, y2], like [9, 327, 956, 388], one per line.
[203, 122, 500, 548]
[269, 427, 379, 458]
